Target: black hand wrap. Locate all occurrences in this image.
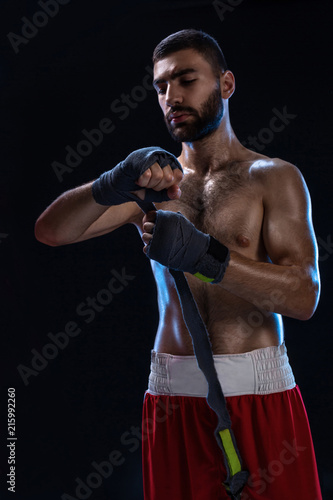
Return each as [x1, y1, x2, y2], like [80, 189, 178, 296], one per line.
[146, 210, 230, 284]
[92, 147, 183, 206]
[143, 210, 248, 497]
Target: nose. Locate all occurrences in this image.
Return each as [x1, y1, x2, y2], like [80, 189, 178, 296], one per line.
[165, 84, 183, 107]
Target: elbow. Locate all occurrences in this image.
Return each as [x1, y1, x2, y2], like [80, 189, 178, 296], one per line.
[34, 218, 64, 247]
[294, 279, 320, 321]
[296, 307, 316, 322]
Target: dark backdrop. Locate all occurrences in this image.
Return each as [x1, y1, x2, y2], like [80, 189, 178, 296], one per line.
[0, 1, 332, 499]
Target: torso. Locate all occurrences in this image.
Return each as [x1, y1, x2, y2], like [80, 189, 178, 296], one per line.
[133, 153, 284, 355]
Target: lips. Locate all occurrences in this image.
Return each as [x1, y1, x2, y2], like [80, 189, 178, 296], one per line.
[169, 112, 191, 123]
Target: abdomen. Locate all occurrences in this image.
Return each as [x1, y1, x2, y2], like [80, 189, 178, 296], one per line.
[151, 262, 283, 355]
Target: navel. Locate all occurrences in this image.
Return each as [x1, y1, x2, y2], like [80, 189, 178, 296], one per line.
[236, 234, 250, 248]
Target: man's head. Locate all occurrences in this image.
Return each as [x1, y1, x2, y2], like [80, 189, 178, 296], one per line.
[152, 29, 234, 143]
[153, 29, 228, 78]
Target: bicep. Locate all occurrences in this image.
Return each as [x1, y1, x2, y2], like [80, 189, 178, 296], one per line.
[262, 164, 318, 272]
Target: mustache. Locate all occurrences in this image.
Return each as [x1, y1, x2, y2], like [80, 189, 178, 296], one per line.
[166, 106, 198, 121]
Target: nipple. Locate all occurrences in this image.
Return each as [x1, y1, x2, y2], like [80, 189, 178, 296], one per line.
[236, 234, 250, 248]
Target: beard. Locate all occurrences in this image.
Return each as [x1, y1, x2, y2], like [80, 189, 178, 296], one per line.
[164, 84, 224, 143]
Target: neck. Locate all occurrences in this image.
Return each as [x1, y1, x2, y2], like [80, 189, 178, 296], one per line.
[178, 113, 245, 174]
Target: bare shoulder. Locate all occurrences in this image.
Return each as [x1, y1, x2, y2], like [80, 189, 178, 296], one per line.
[248, 156, 310, 206]
[249, 156, 304, 181]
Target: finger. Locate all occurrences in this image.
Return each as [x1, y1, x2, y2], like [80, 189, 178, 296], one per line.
[143, 162, 165, 189]
[151, 164, 184, 191]
[135, 162, 163, 188]
[135, 166, 153, 188]
[143, 163, 179, 191]
[160, 165, 174, 183]
[142, 232, 153, 245]
[173, 167, 184, 184]
[143, 221, 155, 233]
[142, 210, 157, 225]
[167, 184, 182, 200]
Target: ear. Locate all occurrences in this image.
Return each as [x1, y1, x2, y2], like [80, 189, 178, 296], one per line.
[220, 70, 235, 99]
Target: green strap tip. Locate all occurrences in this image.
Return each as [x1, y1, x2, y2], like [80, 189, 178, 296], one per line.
[193, 272, 214, 283]
[219, 429, 242, 476]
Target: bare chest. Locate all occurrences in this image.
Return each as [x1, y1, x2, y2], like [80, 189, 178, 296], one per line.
[156, 167, 264, 255]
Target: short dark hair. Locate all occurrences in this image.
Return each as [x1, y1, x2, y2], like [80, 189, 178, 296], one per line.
[152, 29, 228, 76]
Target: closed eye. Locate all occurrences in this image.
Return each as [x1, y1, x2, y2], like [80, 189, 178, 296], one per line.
[155, 79, 197, 95]
[181, 79, 196, 85]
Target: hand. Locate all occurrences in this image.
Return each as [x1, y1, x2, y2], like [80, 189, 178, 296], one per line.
[142, 210, 157, 253]
[92, 147, 183, 206]
[132, 162, 183, 201]
[142, 210, 230, 284]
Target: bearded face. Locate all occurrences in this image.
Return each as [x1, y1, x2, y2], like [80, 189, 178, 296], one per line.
[164, 83, 224, 143]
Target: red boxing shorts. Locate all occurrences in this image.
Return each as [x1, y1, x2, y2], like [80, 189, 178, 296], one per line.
[142, 344, 322, 500]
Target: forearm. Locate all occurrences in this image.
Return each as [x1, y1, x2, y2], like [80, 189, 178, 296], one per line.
[219, 250, 320, 321]
[35, 182, 110, 246]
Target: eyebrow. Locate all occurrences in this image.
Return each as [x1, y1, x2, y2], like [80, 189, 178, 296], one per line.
[153, 68, 198, 88]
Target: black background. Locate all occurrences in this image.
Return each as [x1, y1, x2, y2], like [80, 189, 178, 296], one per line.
[0, 0, 332, 499]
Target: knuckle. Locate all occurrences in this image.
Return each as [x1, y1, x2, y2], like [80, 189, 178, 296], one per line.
[143, 169, 152, 178]
[154, 170, 164, 181]
[164, 168, 174, 182]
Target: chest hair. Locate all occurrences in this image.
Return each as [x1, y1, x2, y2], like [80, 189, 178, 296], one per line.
[175, 162, 250, 233]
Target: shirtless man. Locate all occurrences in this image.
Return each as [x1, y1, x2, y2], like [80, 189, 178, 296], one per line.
[35, 30, 322, 499]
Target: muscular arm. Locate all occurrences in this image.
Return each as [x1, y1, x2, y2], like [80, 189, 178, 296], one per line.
[218, 162, 320, 320]
[34, 182, 142, 246]
[35, 162, 182, 246]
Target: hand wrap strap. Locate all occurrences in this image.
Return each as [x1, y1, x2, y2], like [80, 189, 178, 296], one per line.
[146, 210, 230, 284]
[92, 147, 183, 206]
[137, 202, 249, 498]
[168, 268, 249, 499]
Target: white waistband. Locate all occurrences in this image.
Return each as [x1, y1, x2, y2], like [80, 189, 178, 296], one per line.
[147, 343, 296, 397]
